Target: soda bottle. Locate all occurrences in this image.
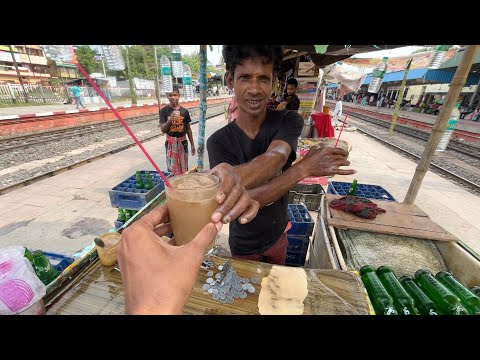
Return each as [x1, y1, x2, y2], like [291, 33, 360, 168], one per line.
[471, 286, 480, 297]
[124, 209, 132, 222]
[399, 275, 439, 315]
[428, 45, 450, 70]
[171, 45, 183, 79]
[144, 172, 154, 190]
[117, 208, 127, 222]
[415, 269, 468, 315]
[359, 265, 398, 315]
[435, 271, 480, 315]
[128, 210, 137, 219]
[347, 179, 358, 196]
[32, 250, 59, 285]
[160, 55, 173, 93]
[368, 57, 388, 94]
[135, 171, 144, 189]
[376, 266, 418, 315]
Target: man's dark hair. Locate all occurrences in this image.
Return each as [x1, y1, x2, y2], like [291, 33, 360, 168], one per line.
[286, 78, 298, 88]
[223, 45, 283, 76]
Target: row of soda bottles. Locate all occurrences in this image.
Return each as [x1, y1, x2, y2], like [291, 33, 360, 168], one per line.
[24, 248, 59, 286]
[360, 265, 480, 315]
[116, 208, 138, 225]
[135, 171, 155, 190]
[161, 45, 194, 99]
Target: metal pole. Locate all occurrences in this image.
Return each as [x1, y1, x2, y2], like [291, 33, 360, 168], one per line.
[154, 45, 162, 118]
[8, 45, 29, 103]
[197, 45, 208, 171]
[468, 77, 480, 107]
[404, 45, 479, 204]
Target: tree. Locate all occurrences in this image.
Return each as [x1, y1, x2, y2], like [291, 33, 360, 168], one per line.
[76, 46, 96, 74]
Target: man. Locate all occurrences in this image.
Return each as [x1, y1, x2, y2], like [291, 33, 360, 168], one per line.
[160, 85, 195, 175]
[71, 84, 86, 109]
[333, 97, 343, 128]
[278, 78, 300, 111]
[207, 45, 355, 265]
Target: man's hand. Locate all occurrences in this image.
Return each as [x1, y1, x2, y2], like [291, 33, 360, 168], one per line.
[117, 204, 222, 315]
[207, 163, 260, 225]
[298, 146, 356, 177]
[191, 145, 196, 156]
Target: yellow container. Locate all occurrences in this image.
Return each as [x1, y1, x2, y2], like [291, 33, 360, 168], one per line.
[322, 106, 330, 114]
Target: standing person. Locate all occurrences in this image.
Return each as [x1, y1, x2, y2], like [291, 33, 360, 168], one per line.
[159, 85, 195, 175]
[333, 97, 343, 128]
[71, 84, 86, 109]
[207, 45, 355, 266]
[227, 96, 239, 123]
[277, 78, 300, 111]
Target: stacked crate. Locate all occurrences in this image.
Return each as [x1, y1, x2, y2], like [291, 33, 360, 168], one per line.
[285, 204, 314, 267]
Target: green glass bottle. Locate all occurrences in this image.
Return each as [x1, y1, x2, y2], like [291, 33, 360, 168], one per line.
[376, 266, 418, 315]
[144, 172, 154, 190]
[415, 269, 468, 315]
[399, 275, 439, 315]
[24, 247, 34, 264]
[360, 265, 398, 315]
[471, 286, 480, 297]
[436, 271, 480, 315]
[32, 250, 59, 285]
[135, 171, 144, 189]
[128, 209, 137, 219]
[124, 209, 132, 222]
[347, 179, 358, 196]
[117, 208, 127, 222]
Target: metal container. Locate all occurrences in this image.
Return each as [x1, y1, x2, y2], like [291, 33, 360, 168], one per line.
[300, 117, 313, 139]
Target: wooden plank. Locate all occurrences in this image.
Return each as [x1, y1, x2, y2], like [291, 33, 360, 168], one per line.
[327, 218, 458, 242]
[46, 255, 370, 315]
[326, 194, 428, 216]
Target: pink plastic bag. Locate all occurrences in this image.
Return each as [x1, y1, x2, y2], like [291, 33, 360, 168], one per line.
[0, 246, 46, 315]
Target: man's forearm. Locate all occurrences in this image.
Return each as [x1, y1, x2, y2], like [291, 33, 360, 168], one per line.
[187, 128, 194, 146]
[234, 150, 288, 190]
[160, 119, 172, 134]
[248, 162, 308, 207]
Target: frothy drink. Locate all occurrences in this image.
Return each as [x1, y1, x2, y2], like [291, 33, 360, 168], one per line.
[166, 173, 220, 250]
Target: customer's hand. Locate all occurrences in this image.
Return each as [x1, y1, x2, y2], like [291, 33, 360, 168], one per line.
[208, 163, 260, 225]
[299, 146, 356, 177]
[118, 204, 222, 315]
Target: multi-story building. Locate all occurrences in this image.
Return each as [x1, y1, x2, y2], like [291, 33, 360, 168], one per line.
[0, 45, 51, 84]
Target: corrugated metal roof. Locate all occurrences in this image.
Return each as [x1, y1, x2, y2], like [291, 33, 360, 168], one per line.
[439, 48, 480, 69]
[362, 68, 428, 85]
[424, 68, 480, 86]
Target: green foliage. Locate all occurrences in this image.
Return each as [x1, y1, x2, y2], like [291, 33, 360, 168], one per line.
[76, 46, 96, 74]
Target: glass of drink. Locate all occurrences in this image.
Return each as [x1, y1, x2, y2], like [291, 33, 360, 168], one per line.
[95, 232, 122, 266]
[165, 173, 220, 251]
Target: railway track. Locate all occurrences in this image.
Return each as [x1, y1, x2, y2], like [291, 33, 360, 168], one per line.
[356, 127, 480, 194]
[0, 105, 226, 196]
[0, 103, 227, 154]
[347, 110, 480, 160]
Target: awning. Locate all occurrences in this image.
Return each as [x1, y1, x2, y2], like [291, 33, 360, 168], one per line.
[424, 68, 480, 86]
[362, 68, 429, 85]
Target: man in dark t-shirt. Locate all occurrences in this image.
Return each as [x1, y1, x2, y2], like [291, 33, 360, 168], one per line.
[160, 85, 195, 175]
[278, 77, 300, 111]
[207, 46, 355, 265]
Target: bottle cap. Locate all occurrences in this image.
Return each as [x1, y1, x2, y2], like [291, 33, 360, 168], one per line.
[435, 271, 452, 279]
[376, 265, 393, 275]
[415, 269, 432, 279]
[359, 265, 375, 276]
[398, 275, 413, 283]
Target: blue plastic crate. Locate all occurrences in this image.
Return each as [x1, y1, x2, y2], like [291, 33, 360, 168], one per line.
[327, 181, 397, 202]
[287, 204, 314, 236]
[109, 171, 171, 210]
[285, 249, 308, 267]
[42, 251, 75, 273]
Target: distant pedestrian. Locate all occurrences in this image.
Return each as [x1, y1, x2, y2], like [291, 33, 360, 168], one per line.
[71, 84, 86, 109]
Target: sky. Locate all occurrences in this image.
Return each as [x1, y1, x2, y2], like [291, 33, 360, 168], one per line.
[352, 46, 426, 59]
[180, 45, 223, 65]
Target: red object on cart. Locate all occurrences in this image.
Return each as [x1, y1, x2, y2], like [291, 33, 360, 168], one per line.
[299, 176, 329, 187]
[311, 113, 334, 138]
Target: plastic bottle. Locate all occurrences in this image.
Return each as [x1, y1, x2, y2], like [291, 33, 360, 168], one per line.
[399, 275, 439, 315]
[359, 265, 398, 315]
[135, 171, 144, 189]
[414, 269, 468, 315]
[376, 266, 418, 315]
[428, 45, 450, 70]
[160, 55, 173, 93]
[436, 271, 480, 315]
[436, 103, 460, 152]
[171, 45, 183, 79]
[368, 57, 388, 94]
[347, 179, 358, 196]
[183, 62, 194, 101]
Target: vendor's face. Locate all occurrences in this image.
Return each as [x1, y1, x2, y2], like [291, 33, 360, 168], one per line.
[287, 84, 296, 96]
[229, 58, 273, 118]
[167, 91, 180, 106]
